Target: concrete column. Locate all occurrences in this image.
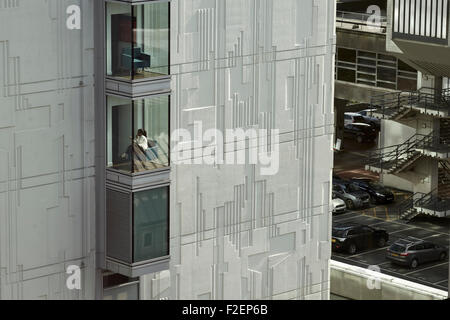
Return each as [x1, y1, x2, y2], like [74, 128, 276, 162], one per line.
[334, 98, 347, 148]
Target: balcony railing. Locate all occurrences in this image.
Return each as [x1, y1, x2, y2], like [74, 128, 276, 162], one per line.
[392, 0, 449, 45]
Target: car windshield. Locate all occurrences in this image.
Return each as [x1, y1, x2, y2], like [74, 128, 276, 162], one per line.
[332, 229, 347, 237]
[368, 182, 386, 191]
[344, 184, 360, 192]
[389, 244, 406, 253]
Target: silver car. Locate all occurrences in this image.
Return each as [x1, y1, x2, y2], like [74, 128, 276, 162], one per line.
[386, 237, 449, 269]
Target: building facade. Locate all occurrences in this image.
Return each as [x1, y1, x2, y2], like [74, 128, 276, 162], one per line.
[365, 0, 450, 220]
[0, 0, 336, 300]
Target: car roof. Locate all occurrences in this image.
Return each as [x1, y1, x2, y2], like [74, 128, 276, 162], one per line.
[394, 237, 426, 246]
[344, 112, 363, 116]
[333, 223, 363, 230]
[347, 122, 371, 127]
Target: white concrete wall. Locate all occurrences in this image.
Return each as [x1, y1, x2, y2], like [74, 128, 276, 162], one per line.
[0, 0, 96, 299]
[140, 0, 336, 300]
[331, 260, 448, 300]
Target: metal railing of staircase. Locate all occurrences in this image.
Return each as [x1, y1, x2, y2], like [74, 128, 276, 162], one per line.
[370, 88, 450, 119]
[369, 91, 415, 120]
[396, 193, 416, 220]
[409, 87, 450, 115]
[440, 161, 450, 182]
[415, 188, 450, 214]
[366, 133, 421, 172]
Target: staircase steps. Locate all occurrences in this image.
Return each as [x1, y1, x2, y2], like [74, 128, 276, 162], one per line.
[391, 151, 423, 174]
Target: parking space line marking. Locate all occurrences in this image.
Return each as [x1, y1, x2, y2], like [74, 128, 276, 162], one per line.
[347, 246, 389, 258]
[404, 262, 449, 276]
[385, 207, 390, 221]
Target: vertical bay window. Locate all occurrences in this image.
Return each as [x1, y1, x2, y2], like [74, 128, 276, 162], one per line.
[106, 1, 170, 81]
[107, 95, 170, 174]
[107, 186, 170, 270]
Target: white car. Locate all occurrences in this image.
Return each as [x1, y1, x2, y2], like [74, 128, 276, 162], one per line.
[344, 112, 367, 125]
[332, 198, 347, 214]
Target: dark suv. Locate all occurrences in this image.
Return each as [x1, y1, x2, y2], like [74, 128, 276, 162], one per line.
[386, 237, 448, 269]
[350, 179, 394, 204]
[344, 123, 377, 143]
[332, 223, 389, 254]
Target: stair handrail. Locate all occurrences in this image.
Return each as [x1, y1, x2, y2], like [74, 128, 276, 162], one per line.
[397, 193, 416, 220]
[413, 87, 450, 115]
[414, 187, 450, 214]
[369, 87, 450, 118]
[369, 90, 414, 120]
[366, 133, 421, 171]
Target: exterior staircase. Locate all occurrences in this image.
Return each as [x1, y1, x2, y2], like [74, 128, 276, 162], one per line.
[370, 87, 450, 120]
[366, 131, 450, 175]
[398, 195, 420, 221]
[438, 161, 450, 199]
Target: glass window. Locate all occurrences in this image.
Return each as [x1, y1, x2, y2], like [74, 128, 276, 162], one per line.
[106, 1, 170, 81]
[134, 187, 169, 262]
[377, 67, 396, 82]
[337, 48, 356, 63]
[337, 68, 356, 83]
[107, 95, 170, 174]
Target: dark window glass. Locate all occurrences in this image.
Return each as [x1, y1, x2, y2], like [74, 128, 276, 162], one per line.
[377, 82, 397, 90]
[397, 77, 417, 91]
[398, 59, 417, 72]
[338, 48, 357, 63]
[377, 67, 396, 82]
[133, 187, 169, 262]
[337, 68, 356, 83]
[358, 51, 376, 59]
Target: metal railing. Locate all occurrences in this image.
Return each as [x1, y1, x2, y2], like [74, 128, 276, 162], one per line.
[415, 189, 450, 214]
[366, 134, 423, 172]
[366, 131, 450, 173]
[336, 10, 387, 32]
[370, 87, 450, 119]
[396, 193, 416, 220]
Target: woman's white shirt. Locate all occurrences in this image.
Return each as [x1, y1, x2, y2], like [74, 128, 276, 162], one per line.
[135, 135, 148, 151]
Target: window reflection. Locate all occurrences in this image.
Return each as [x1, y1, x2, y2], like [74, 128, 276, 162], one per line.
[106, 1, 170, 81]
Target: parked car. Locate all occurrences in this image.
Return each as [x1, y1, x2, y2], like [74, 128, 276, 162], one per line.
[386, 237, 449, 269]
[333, 174, 344, 184]
[350, 179, 395, 204]
[344, 112, 367, 125]
[344, 123, 377, 143]
[332, 196, 347, 214]
[332, 223, 389, 254]
[332, 182, 370, 210]
[358, 109, 381, 131]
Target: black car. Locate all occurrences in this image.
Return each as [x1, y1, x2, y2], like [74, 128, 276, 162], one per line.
[344, 123, 377, 143]
[386, 237, 448, 269]
[332, 223, 389, 254]
[350, 179, 395, 204]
